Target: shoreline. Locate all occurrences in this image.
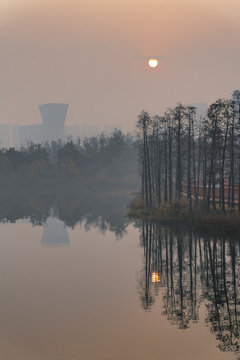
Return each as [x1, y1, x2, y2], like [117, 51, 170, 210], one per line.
[127, 197, 240, 236]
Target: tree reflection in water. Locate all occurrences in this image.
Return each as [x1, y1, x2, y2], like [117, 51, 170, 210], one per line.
[0, 189, 131, 238]
[138, 221, 240, 358]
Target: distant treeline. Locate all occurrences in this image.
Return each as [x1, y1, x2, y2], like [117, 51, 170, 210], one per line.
[137, 94, 240, 213]
[0, 129, 137, 179]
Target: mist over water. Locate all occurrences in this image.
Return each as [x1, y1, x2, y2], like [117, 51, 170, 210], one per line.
[0, 186, 238, 360]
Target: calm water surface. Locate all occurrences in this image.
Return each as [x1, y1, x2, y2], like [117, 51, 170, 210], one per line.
[0, 198, 238, 360]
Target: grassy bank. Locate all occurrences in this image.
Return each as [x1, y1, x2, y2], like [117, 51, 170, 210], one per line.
[128, 196, 240, 235]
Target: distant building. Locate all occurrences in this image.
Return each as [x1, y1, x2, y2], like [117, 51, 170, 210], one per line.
[12, 103, 69, 147]
[12, 125, 22, 148]
[0, 124, 10, 148]
[65, 125, 81, 141]
[19, 124, 43, 147]
[81, 125, 100, 138]
[182, 182, 239, 204]
[39, 103, 68, 143]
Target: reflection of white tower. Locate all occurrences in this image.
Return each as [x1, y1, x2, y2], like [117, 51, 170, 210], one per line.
[39, 103, 68, 142]
[42, 216, 70, 247]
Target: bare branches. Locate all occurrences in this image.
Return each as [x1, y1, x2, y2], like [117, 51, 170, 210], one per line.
[137, 93, 240, 214]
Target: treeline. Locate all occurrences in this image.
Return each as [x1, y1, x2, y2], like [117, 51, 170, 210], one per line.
[137, 92, 240, 213]
[0, 129, 137, 179]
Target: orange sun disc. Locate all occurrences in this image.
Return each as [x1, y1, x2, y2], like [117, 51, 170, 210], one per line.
[148, 59, 158, 68]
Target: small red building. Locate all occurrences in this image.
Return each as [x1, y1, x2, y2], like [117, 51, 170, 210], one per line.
[182, 183, 239, 204]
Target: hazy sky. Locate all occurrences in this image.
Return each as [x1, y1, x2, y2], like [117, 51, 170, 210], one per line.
[1, 0, 240, 131]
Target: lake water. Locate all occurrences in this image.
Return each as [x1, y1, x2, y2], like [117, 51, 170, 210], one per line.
[0, 196, 239, 360]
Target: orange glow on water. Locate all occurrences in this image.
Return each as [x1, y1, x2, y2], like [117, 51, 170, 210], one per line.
[151, 272, 161, 283]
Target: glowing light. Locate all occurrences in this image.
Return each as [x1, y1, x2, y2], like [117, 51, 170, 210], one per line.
[148, 59, 158, 68]
[151, 272, 161, 283]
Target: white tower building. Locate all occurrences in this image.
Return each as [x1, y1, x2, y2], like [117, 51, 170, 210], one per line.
[39, 103, 68, 142]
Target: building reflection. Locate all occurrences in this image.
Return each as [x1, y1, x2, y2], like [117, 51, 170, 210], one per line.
[41, 208, 70, 247]
[139, 221, 240, 358]
[0, 189, 130, 238]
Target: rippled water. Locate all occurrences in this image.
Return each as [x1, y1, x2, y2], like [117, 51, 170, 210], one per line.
[0, 198, 239, 360]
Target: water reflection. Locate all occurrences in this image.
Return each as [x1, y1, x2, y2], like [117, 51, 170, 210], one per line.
[42, 208, 70, 247]
[138, 221, 240, 358]
[1, 188, 239, 358]
[0, 189, 131, 238]
[151, 272, 161, 283]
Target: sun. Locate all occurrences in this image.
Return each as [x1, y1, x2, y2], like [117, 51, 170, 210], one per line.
[148, 58, 158, 68]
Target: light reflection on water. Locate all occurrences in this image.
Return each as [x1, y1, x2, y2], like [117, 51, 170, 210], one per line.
[0, 208, 238, 359]
[138, 222, 240, 359]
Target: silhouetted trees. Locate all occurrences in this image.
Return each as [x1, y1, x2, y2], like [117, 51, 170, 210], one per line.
[137, 94, 240, 213]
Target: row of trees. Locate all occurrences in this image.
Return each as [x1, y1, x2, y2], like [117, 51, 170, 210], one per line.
[137, 92, 240, 213]
[138, 221, 240, 357]
[0, 129, 137, 179]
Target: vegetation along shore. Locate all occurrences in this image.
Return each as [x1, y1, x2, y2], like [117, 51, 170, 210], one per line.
[129, 92, 240, 234]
